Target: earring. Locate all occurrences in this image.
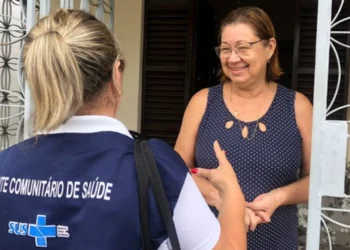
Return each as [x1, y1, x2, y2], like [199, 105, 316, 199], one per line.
[116, 89, 122, 96]
[267, 58, 270, 64]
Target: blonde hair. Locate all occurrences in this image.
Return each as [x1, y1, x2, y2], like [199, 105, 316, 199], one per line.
[22, 9, 125, 133]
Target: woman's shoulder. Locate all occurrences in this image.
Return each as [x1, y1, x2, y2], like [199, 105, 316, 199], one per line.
[294, 91, 313, 128]
[187, 88, 209, 111]
[188, 83, 223, 107]
[274, 84, 312, 133]
[276, 83, 310, 102]
[184, 83, 223, 118]
[192, 83, 223, 102]
[277, 83, 312, 111]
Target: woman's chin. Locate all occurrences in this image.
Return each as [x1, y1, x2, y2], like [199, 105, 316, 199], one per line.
[228, 75, 250, 85]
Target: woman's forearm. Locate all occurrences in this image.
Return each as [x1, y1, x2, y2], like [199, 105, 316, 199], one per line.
[273, 175, 309, 206]
[192, 175, 222, 208]
[214, 186, 246, 250]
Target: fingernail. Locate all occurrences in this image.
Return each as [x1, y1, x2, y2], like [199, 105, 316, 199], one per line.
[191, 168, 198, 174]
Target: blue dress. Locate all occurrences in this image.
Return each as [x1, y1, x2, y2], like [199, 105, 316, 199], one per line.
[195, 83, 302, 250]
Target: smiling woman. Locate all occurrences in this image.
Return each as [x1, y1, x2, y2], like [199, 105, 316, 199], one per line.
[216, 7, 283, 85]
[175, 6, 313, 250]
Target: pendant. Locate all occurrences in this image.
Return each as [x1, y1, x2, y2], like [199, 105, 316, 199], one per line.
[258, 122, 267, 132]
[225, 121, 234, 129]
[242, 126, 249, 138]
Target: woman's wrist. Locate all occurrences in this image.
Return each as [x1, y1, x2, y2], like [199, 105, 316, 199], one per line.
[222, 183, 245, 204]
[270, 187, 287, 207]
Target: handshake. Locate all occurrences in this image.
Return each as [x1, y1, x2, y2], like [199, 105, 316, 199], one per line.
[190, 141, 282, 233]
[211, 182, 281, 232]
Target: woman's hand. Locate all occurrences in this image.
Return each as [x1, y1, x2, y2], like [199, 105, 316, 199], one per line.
[246, 189, 284, 223]
[245, 207, 265, 232]
[191, 140, 241, 197]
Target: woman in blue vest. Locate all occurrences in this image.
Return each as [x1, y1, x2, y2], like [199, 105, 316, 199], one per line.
[0, 9, 246, 250]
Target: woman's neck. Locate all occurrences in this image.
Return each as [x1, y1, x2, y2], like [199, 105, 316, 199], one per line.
[76, 103, 117, 118]
[230, 80, 269, 99]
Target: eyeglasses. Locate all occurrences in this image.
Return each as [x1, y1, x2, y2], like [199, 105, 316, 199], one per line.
[214, 39, 266, 59]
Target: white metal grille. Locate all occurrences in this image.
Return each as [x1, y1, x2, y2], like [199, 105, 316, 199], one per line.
[307, 0, 350, 249]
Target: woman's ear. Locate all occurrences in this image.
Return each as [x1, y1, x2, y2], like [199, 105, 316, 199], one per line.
[267, 38, 277, 60]
[112, 60, 123, 96]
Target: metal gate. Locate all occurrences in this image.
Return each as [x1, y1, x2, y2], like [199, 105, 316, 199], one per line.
[307, 0, 350, 249]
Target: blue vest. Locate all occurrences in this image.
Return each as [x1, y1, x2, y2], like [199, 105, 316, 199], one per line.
[0, 120, 188, 249]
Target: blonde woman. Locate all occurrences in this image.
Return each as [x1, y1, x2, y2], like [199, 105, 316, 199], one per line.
[0, 9, 246, 250]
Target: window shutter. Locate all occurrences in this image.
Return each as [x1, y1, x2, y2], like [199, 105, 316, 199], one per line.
[141, 3, 195, 145]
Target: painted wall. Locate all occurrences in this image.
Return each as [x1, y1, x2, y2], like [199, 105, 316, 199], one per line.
[50, 0, 144, 132]
[114, 0, 144, 132]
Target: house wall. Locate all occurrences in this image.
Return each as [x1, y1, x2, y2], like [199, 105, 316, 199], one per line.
[114, 0, 144, 132]
[49, 1, 144, 131]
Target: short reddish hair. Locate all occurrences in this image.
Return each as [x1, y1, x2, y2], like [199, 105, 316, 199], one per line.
[218, 7, 283, 83]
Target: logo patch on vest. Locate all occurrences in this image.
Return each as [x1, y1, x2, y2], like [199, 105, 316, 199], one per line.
[8, 215, 69, 248]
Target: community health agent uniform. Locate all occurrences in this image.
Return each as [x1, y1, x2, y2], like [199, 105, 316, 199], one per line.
[0, 116, 220, 250]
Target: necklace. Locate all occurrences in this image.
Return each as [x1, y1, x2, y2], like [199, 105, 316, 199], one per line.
[225, 83, 269, 140]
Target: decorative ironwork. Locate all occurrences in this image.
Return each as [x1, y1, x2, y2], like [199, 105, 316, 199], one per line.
[0, 0, 30, 149]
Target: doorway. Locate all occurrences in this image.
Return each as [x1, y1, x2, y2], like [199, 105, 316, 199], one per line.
[140, 0, 298, 145]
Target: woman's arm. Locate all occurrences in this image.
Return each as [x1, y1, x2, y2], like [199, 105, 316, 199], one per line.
[194, 141, 247, 250]
[271, 92, 312, 205]
[215, 190, 246, 250]
[168, 172, 246, 250]
[175, 89, 222, 209]
[156, 140, 246, 250]
[247, 92, 312, 218]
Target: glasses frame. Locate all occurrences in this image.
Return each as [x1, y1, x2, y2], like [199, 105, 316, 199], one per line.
[214, 39, 267, 59]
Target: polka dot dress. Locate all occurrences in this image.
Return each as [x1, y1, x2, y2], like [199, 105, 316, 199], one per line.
[195, 83, 302, 250]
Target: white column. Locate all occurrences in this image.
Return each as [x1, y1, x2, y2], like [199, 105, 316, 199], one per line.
[306, 0, 333, 249]
[60, 0, 73, 9]
[23, 0, 37, 139]
[39, 0, 51, 18]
